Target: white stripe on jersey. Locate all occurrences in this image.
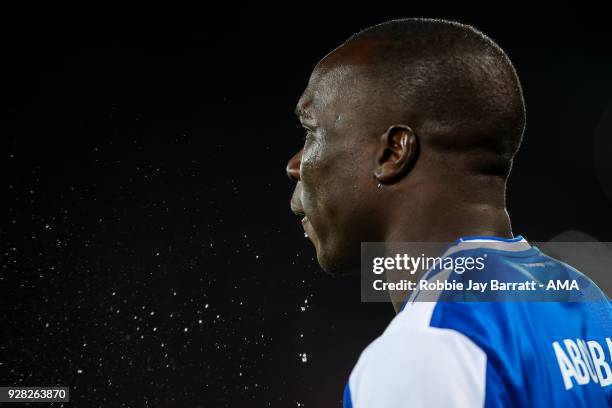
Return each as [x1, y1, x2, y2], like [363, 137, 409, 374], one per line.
[348, 301, 487, 407]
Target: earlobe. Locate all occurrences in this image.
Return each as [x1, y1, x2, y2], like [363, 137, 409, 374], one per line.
[374, 125, 418, 185]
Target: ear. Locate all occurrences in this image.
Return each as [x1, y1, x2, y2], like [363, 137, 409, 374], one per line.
[373, 125, 418, 185]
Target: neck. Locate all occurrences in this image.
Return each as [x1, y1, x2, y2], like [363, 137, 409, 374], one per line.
[383, 176, 513, 312]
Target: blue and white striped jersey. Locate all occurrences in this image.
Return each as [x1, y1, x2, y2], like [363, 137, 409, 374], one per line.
[343, 236, 612, 407]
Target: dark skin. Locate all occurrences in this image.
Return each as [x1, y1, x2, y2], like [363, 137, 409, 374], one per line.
[287, 41, 513, 312]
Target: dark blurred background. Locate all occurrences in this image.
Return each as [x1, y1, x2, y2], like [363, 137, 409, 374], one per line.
[3, 3, 612, 407]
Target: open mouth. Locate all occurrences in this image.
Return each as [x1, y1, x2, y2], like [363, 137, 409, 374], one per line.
[298, 214, 309, 235]
[291, 209, 310, 238]
[291, 207, 306, 222]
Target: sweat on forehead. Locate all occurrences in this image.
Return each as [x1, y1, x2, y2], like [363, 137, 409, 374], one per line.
[299, 49, 390, 116]
[298, 70, 390, 133]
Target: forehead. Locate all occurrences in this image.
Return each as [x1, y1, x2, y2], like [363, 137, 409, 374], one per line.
[296, 65, 351, 117]
[296, 43, 377, 119]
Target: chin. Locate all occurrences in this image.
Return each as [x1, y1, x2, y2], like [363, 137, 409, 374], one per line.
[315, 247, 361, 277]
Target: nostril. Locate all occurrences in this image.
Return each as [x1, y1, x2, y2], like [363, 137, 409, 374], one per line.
[287, 167, 300, 182]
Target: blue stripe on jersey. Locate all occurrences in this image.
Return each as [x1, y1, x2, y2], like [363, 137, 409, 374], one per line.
[343, 381, 353, 408]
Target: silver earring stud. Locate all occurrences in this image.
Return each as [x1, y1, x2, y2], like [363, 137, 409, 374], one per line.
[377, 183, 383, 189]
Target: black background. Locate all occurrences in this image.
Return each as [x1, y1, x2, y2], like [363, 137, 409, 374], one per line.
[3, 4, 612, 407]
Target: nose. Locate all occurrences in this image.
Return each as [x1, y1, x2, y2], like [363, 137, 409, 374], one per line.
[286, 149, 302, 182]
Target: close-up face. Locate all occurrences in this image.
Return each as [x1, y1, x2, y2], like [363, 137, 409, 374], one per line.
[287, 52, 386, 274]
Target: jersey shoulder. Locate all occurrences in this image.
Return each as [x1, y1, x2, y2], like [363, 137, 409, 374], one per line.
[346, 302, 487, 408]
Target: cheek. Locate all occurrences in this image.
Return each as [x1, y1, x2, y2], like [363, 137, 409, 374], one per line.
[299, 138, 331, 214]
[300, 136, 324, 174]
[300, 137, 369, 221]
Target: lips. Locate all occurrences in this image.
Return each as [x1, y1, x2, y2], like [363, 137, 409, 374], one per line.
[290, 203, 311, 238]
[301, 216, 310, 238]
[290, 186, 312, 240]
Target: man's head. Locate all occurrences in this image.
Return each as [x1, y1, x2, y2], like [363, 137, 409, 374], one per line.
[287, 18, 526, 274]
